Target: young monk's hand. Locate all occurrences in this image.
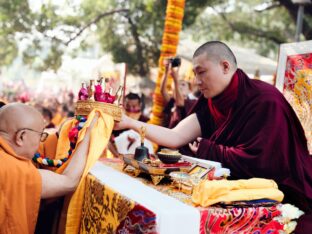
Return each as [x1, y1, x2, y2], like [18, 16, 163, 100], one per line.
[189, 137, 202, 154]
[114, 113, 132, 130]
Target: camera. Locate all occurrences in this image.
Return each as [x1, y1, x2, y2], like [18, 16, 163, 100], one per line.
[169, 57, 181, 68]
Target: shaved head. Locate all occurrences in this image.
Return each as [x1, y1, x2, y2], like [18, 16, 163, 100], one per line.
[0, 103, 43, 133]
[193, 41, 237, 70]
[192, 41, 238, 98]
[0, 103, 45, 159]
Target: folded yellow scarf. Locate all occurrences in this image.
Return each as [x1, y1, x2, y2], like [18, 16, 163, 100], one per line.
[56, 109, 114, 233]
[192, 178, 284, 207]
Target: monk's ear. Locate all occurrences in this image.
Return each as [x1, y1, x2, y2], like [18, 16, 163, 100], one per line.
[15, 130, 25, 146]
[221, 60, 230, 74]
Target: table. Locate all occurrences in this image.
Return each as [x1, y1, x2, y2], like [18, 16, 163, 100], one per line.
[79, 161, 288, 234]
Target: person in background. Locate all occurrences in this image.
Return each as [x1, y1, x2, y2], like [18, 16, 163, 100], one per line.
[160, 58, 197, 129]
[42, 107, 55, 129]
[253, 68, 260, 80]
[108, 92, 150, 157]
[124, 92, 149, 122]
[51, 104, 71, 128]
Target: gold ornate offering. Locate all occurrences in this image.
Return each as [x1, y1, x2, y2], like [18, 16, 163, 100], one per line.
[159, 148, 181, 155]
[88, 80, 95, 100]
[157, 148, 182, 164]
[75, 100, 122, 121]
[121, 154, 192, 185]
[75, 78, 123, 121]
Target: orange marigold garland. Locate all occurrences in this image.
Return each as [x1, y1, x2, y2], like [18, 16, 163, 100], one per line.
[149, 0, 186, 126]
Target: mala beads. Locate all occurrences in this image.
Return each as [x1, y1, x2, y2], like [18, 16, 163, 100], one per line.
[32, 115, 87, 168]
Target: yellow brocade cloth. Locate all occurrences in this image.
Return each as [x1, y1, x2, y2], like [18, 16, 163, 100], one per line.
[192, 178, 284, 207]
[80, 174, 135, 233]
[55, 109, 114, 233]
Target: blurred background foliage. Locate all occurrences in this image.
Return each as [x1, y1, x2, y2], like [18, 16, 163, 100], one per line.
[0, 0, 311, 77]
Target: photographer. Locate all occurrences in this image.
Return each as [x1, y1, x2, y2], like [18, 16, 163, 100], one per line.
[160, 57, 196, 129]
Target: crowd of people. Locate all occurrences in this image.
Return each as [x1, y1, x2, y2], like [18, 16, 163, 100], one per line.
[0, 41, 311, 233]
[0, 80, 76, 130]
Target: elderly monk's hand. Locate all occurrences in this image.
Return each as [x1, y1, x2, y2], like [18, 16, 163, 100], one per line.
[83, 112, 99, 140]
[189, 137, 202, 154]
[114, 113, 132, 130]
[89, 112, 99, 129]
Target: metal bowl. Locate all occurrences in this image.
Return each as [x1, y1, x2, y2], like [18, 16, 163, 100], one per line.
[157, 152, 182, 164]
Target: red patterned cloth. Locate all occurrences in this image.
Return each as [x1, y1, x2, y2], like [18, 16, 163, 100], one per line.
[199, 206, 284, 234]
[116, 204, 157, 234]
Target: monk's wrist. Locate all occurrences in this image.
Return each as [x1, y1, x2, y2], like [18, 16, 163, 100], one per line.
[130, 118, 141, 132]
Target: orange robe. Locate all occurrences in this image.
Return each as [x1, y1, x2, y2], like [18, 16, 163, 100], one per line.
[38, 133, 58, 159]
[0, 137, 42, 234]
[51, 113, 62, 126]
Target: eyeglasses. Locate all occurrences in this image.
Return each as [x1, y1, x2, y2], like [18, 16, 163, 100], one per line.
[16, 128, 49, 142]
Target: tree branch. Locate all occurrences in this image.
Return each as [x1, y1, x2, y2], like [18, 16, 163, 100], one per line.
[65, 8, 129, 46]
[123, 13, 149, 77]
[275, 0, 312, 40]
[215, 8, 286, 44]
[254, 2, 281, 12]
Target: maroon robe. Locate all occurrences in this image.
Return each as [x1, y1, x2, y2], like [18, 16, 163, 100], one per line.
[191, 69, 312, 215]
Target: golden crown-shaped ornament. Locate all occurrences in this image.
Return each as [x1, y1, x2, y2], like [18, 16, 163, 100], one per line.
[75, 78, 123, 121]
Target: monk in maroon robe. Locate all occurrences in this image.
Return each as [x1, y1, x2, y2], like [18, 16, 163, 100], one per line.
[115, 41, 312, 232]
[191, 69, 312, 210]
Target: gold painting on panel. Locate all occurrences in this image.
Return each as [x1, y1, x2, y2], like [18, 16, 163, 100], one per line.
[276, 41, 312, 153]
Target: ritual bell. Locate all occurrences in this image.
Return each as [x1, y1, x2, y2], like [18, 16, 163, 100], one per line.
[134, 126, 149, 161]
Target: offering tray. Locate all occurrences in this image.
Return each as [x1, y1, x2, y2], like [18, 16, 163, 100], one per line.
[121, 154, 192, 185]
[75, 100, 122, 121]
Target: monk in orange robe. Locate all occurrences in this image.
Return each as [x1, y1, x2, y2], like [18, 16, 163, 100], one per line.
[38, 132, 58, 160]
[0, 103, 97, 234]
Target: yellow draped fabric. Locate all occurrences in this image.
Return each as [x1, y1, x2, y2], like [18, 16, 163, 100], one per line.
[55, 109, 114, 233]
[80, 175, 135, 233]
[192, 178, 284, 207]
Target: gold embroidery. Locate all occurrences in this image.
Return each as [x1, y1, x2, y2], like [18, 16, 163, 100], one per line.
[80, 175, 135, 233]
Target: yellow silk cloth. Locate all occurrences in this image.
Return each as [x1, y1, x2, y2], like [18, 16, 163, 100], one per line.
[80, 174, 135, 233]
[55, 109, 114, 233]
[192, 178, 284, 207]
